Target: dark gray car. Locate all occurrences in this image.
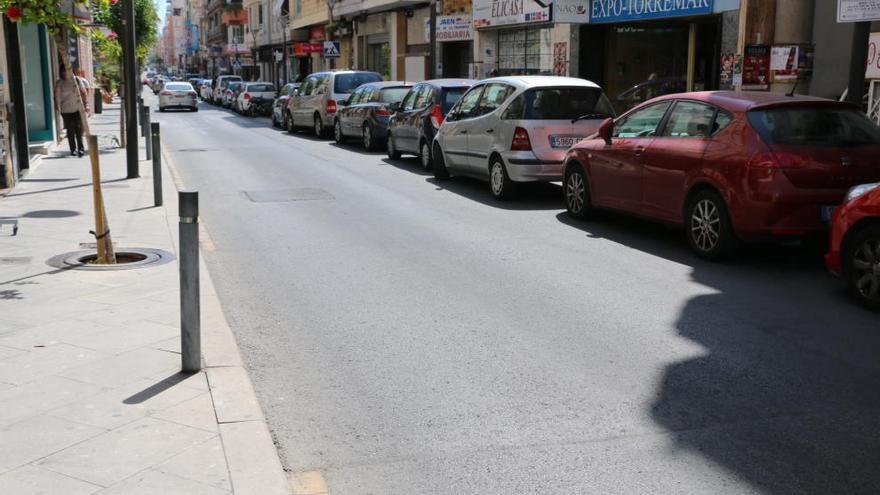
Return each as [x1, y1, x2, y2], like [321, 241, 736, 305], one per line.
[333, 81, 412, 150]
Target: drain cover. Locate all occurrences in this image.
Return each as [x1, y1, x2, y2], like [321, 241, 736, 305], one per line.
[243, 188, 334, 203]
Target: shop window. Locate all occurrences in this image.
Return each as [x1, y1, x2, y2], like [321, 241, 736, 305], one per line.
[497, 28, 552, 75]
[613, 101, 671, 138]
[660, 101, 715, 138]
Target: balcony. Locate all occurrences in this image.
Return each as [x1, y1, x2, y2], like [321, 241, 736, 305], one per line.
[222, 9, 248, 25]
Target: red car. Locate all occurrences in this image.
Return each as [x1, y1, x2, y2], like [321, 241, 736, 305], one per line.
[826, 184, 880, 310]
[563, 91, 880, 260]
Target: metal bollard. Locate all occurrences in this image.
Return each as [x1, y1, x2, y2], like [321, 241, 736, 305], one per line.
[179, 191, 200, 372]
[139, 100, 146, 137]
[151, 123, 163, 206]
[144, 107, 152, 161]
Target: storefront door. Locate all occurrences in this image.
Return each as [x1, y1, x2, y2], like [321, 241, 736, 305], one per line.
[441, 41, 473, 78]
[19, 23, 54, 142]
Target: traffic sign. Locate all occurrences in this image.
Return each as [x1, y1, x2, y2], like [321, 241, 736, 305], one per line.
[323, 41, 340, 58]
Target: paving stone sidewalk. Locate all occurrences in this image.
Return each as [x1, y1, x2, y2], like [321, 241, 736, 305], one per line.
[0, 102, 289, 494]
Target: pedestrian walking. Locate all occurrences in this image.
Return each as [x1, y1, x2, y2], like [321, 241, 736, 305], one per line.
[54, 67, 87, 157]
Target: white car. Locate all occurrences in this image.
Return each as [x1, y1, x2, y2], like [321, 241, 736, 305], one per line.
[158, 82, 198, 112]
[199, 80, 213, 101]
[235, 82, 276, 113]
[212, 75, 243, 104]
[432, 76, 615, 200]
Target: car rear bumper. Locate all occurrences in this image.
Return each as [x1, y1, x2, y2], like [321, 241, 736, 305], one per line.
[502, 152, 564, 182]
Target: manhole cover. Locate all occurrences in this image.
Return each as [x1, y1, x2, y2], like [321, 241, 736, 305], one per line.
[0, 257, 32, 265]
[243, 188, 334, 203]
[46, 248, 174, 271]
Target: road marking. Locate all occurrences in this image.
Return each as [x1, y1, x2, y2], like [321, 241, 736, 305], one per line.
[289, 470, 330, 495]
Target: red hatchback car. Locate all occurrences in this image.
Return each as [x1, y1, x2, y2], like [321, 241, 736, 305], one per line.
[563, 91, 880, 259]
[826, 185, 880, 310]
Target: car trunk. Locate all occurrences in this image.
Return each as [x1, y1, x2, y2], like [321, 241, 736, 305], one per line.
[765, 144, 880, 189]
[526, 119, 604, 162]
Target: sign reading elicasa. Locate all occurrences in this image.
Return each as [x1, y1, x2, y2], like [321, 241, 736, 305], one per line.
[473, 0, 551, 28]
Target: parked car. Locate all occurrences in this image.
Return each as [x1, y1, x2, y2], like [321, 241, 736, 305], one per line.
[432, 76, 614, 200]
[158, 82, 198, 112]
[333, 81, 412, 149]
[235, 82, 276, 114]
[562, 91, 880, 260]
[286, 70, 382, 137]
[826, 184, 880, 310]
[387, 79, 475, 169]
[212, 75, 243, 104]
[199, 80, 213, 101]
[224, 81, 244, 109]
[272, 83, 300, 128]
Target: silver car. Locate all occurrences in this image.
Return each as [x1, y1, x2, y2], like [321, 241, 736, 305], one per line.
[432, 76, 614, 200]
[158, 82, 198, 112]
[285, 70, 382, 137]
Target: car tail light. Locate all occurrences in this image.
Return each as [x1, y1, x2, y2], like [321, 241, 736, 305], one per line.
[188, 91, 197, 96]
[511, 127, 532, 151]
[747, 151, 809, 169]
[160, 91, 172, 96]
[376, 106, 390, 117]
[326, 99, 337, 114]
[243, 93, 251, 100]
[430, 104, 444, 128]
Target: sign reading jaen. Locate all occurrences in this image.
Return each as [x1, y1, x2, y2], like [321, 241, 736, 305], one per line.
[589, 0, 714, 23]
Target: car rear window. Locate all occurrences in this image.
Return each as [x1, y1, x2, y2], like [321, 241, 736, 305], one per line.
[378, 87, 410, 103]
[440, 87, 468, 113]
[747, 106, 880, 147]
[166, 83, 192, 91]
[518, 87, 615, 120]
[247, 84, 275, 92]
[334, 73, 382, 94]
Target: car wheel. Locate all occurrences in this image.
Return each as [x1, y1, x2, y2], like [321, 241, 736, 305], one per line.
[192, 107, 198, 112]
[685, 190, 738, 260]
[387, 134, 401, 159]
[159, 106, 165, 112]
[314, 114, 324, 138]
[419, 140, 433, 171]
[362, 125, 374, 150]
[334, 119, 345, 144]
[564, 164, 593, 220]
[286, 113, 296, 134]
[489, 158, 517, 200]
[843, 224, 880, 311]
[432, 143, 450, 180]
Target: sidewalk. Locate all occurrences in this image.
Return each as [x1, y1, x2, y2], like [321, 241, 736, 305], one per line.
[0, 102, 290, 494]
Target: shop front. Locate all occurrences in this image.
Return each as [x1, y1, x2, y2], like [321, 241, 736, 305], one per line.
[355, 13, 392, 79]
[472, 0, 554, 77]
[430, 13, 473, 78]
[579, 0, 724, 113]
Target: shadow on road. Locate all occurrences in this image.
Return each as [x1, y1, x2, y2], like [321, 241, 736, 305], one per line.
[556, 210, 880, 492]
[378, 157, 433, 176]
[426, 176, 564, 211]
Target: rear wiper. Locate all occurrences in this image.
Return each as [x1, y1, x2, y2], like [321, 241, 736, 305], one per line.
[571, 113, 610, 123]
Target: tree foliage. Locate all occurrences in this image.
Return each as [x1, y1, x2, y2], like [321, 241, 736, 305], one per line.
[93, 0, 159, 61]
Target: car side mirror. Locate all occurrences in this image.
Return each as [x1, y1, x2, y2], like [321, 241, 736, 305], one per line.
[598, 117, 614, 145]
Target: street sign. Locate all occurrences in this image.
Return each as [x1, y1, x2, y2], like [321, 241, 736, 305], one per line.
[233, 60, 242, 70]
[838, 0, 880, 22]
[323, 41, 340, 58]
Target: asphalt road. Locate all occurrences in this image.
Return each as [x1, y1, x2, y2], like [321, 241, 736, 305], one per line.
[152, 96, 880, 495]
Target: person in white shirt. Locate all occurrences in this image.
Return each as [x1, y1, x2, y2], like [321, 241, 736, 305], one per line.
[54, 67, 87, 157]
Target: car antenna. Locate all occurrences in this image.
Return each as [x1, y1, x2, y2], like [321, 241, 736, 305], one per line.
[786, 78, 799, 97]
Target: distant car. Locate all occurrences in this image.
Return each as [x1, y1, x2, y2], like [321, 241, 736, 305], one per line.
[387, 79, 475, 170]
[563, 91, 880, 260]
[224, 81, 244, 109]
[151, 77, 167, 95]
[334, 81, 412, 150]
[286, 70, 383, 137]
[826, 184, 880, 310]
[199, 80, 213, 101]
[272, 83, 300, 128]
[213, 75, 243, 104]
[432, 76, 614, 200]
[158, 82, 198, 112]
[236, 82, 276, 114]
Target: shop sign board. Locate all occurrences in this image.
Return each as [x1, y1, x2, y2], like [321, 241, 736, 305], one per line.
[291, 42, 324, 57]
[837, 0, 880, 23]
[425, 15, 473, 42]
[588, 0, 713, 24]
[554, 0, 589, 23]
[472, 0, 551, 28]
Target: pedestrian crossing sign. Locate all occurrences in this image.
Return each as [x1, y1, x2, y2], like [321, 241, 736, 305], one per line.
[323, 41, 341, 58]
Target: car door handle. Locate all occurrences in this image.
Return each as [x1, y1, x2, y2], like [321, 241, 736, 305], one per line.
[486, 129, 494, 133]
[459, 130, 468, 135]
[634, 146, 646, 156]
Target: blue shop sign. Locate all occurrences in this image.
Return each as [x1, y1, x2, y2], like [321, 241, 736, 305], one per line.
[590, 0, 713, 23]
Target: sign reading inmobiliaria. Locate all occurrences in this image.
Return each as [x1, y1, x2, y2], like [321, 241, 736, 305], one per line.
[589, 0, 713, 23]
[473, 0, 550, 28]
[425, 15, 473, 42]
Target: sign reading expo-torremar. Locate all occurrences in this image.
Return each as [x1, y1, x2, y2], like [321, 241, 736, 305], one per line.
[837, 0, 880, 23]
[589, 0, 713, 23]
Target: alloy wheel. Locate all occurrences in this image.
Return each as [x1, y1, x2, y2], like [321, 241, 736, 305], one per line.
[566, 171, 585, 214]
[491, 162, 505, 196]
[852, 237, 880, 301]
[690, 199, 721, 252]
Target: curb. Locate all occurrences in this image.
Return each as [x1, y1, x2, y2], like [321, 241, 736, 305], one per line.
[160, 144, 290, 495]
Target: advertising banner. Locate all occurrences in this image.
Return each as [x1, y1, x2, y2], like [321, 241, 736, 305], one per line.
[742, 44, 770, 90]
[425, 15, 473, 42]
[473, 0, 551, 28]
[589, 0, 713, 24]
[837, 0, 880, 22]
[554, 0, 589, 23]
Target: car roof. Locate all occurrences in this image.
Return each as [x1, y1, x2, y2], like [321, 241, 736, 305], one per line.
[482, 76, 601, 89]
[421, 78, 476, 88]
[648, 91, 850, 112]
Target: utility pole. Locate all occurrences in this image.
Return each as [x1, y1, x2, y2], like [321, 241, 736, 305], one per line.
[123, 0, 139, 178]
[428, 0, 437, 79]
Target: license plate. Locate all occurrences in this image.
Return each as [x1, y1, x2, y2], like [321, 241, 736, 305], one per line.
[175, 95, 185, 99]
[550, 135, 585, 148]
[821, 205, 837, 222]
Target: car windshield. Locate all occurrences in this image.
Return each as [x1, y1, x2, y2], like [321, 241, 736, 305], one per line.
[378, 88, 410, 103]
[334, 73, 382, 94]
[247, 84, 275, 92]
[440, 88, 468, 113]
[521, 87, 615, 120]
[747, 106, 880, 147]
[166, 83, 192, 91]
